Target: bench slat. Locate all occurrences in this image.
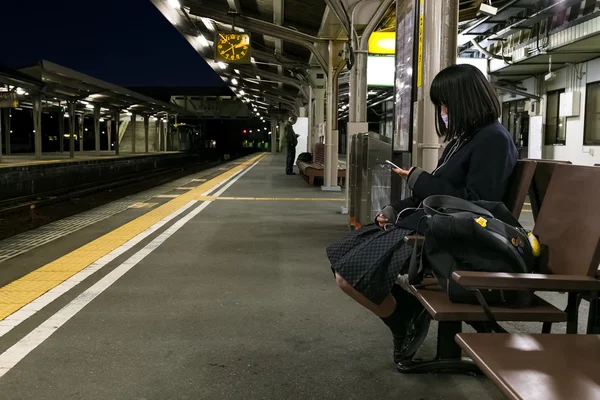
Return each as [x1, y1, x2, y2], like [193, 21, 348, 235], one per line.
[409, 279, 565, 322]
[456, 333, 600, 400]
[452, 271, 600, 292]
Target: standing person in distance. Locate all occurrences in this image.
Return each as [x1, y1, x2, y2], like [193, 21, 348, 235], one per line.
[285, 116, 299, 175]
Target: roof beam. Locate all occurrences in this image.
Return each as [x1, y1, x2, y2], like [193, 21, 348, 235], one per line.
[273, 0, 284, 89]
[235, 66, 309, 100]
[252, 48, 308, 68]
[226, 0, 242, 14]
[189, 5, 329, 71]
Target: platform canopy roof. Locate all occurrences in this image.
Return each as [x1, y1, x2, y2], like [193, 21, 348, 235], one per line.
[0, 60, 192, 118]
[152, 0, 527, 118]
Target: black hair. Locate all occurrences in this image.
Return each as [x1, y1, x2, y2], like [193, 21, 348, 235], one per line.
[430, 64, 501, 141]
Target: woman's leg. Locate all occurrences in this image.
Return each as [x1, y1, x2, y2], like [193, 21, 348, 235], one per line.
[336, 272, 424, 363]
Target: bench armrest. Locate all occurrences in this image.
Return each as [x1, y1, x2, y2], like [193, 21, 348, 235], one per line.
[452, 271, 600, 292]
[404, 235, 424, 246]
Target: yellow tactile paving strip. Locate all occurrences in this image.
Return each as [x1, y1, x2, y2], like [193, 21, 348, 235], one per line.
[0, 153, 265, 320]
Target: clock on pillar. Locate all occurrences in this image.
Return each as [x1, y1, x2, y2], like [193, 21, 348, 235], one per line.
[215, 32, 252, 64]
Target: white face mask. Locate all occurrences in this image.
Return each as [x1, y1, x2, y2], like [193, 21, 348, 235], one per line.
[441, 114, 449, 128]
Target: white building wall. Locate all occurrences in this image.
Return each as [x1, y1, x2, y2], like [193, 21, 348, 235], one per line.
[504, 57, 600, 166]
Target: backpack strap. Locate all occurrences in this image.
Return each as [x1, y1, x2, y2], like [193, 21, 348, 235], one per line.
[422, 195, 494, 218]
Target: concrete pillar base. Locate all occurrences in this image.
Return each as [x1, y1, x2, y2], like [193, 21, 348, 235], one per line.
[321, 185, 341, 192]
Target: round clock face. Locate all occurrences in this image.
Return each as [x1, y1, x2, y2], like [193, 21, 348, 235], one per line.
[217, 33, 250, 61]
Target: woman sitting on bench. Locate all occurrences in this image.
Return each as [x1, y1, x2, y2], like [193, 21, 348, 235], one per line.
[327, 64, 517, 366]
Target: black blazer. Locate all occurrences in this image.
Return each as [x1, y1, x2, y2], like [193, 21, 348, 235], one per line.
[391, 121, 517, 232]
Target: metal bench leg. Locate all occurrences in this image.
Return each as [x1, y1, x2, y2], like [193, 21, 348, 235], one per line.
[586, 291, 599, 334]
[397, 321, 479, 375]
[542, 322, 552, 334]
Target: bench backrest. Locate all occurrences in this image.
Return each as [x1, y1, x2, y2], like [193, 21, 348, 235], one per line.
[533, 164, 600, 277]
[503, 160, 537, 219]
[528, 160, 572, 220]
[313, 143, 325, 165]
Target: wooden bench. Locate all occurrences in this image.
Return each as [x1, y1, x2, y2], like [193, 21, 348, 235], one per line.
[296, 143, 346, 186]
[455, 333, 600, 400]
[527, 160, 572, 220]
[398, 163, 600, 374]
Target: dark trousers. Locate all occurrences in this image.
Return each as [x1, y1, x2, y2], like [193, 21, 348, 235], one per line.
[286, 145, 296, 174]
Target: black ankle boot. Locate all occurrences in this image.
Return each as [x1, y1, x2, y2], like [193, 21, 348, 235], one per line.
[381, 284, 431, 363]
[380, 285, 417, 363]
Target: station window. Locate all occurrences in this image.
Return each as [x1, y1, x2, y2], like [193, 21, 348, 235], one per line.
[584, 82, 600, 146]
[545, 90, 566, 145]
[501, 100, 529, 149]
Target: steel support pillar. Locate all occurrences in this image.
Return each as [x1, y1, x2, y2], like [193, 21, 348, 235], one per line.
[270, 118, 277, 153]
[94, 105, 101, 155]
[307, 87, 314, 152]
[32, 96, 43, 160]
[278, 123, 285, 152]
[58, 107, 65, 153]
[163, 118, 168, 151]
[131, 113, 137, 153]
[2, 109, 10, 156]
[106, 114, 112, 152]
[313, 88, 326, 146]
[68, 102, 76, 158]
[78, 114, 84, 152]
[414, 0, 458, 171]
[322, 41, 340, 192]
[114, 110, 120, 156]
[144, 115, 150, 153]
[355, 50, 368, 122]
[154, 118, 160, 152]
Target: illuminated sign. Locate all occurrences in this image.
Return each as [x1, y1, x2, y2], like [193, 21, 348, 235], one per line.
[367, 56, 394, 87]
[368, 31, 396, 55]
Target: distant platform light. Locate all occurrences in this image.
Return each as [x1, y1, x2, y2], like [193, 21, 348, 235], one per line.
[231, 78, 239, 85]
[217, 62, 227, 70]
[168, 0, 180, 9]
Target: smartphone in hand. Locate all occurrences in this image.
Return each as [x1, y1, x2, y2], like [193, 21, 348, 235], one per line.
[385, 160, 401, 170]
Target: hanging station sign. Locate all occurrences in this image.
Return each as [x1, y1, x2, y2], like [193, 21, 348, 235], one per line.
[215, 32, 252, 64]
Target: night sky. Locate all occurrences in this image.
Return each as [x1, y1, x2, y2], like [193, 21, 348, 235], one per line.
[0, 0, 225, 88]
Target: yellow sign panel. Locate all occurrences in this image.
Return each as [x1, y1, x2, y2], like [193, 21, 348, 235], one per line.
[215, 32, 252, 64]
[368, 31, 396, 55]
[417, 0, 424, 88]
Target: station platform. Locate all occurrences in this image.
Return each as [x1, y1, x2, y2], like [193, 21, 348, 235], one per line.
[0, 153, 580, 399]
[0, 151, 180, 169]
[0, 151, 207, 203]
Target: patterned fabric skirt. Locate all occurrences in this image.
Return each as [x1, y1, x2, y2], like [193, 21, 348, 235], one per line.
[326, 224, 413, 305]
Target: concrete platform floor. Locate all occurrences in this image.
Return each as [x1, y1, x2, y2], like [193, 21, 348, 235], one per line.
[0, 153, 568, 399]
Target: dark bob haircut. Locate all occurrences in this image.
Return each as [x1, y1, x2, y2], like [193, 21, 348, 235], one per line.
[430, 64, 501, 141]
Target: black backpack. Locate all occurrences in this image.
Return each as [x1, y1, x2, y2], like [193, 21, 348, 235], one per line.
[297, 152, 312, 163]
[408, 196, 539, 305]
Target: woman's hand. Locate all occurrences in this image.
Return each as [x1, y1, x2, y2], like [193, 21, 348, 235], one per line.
[393, 167, 413, 179]
[376, 215, 388, 228]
